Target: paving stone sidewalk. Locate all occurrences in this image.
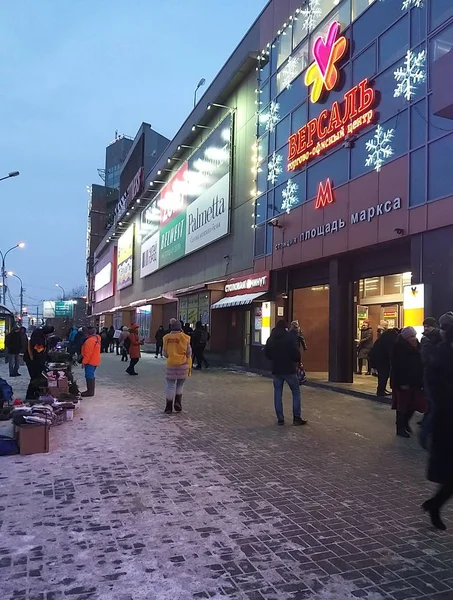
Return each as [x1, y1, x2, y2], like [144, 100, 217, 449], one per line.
[1, 354, 453, 600]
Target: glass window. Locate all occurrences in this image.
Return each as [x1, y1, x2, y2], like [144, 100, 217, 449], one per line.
[276, 43, 309, 95]
[259, 57, 270, 82]
[135, 306, 151, 341]
[374, 65, 409, 123]
[310, 0, 351, 38]
[428, 133, 453, 201]
[352, 0, 407, 56]
[266, 225, 273, 255]
[411, 99, 426, 149]
[383, 274, 402, 295]
[270, 145, 291, 188]
[277, 74, 306, 118]
[254, 224, 266, 257]
[306, 149, 349, 201]
[292, 102, 307, 133]
[352, 0, 376, 22]
[393, 43, 426, 103]
[255, 194, 267, 225]
[258, 134, 269, 161]
[430, 0, 453, 33]
[351, 130, 374, 179]
[362, 277, 381, 298]
[276, 115, 290, 150]
[378, 15, 409, 71]
[428, 94, 453, 140]
[409, 147, 426, 207]
[276, 30, 292, 69]
[260, 80, 270, 107]
[429, 21, 453, 64]
[353, 43, 377, 85]
[293, 13, 309, 49]
[257, 161, 268, 195]
[411, 2, 427, 47]
[274, 174, 304, 215]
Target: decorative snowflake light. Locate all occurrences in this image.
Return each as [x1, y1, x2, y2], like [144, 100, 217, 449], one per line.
[300, 0, 322, 32]
[281, 55, 300, 90]
[365, 125, 395, 172]
[268, 152, 283, 185]
[402, 0, 423, 9]
[394, 49, 426, 101]
[281, 179, 299, 213]
[265, 101, 280, 132]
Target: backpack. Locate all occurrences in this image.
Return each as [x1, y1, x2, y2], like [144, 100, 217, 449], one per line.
[0, 378, 13, 408]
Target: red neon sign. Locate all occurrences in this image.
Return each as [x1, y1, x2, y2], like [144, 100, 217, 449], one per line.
[287, 78, 376, 172]
[315, 179, 335, 209]
[305, 22, 348, 104]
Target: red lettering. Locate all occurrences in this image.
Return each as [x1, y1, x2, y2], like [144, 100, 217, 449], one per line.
[327, 102, 342, 134]
[288, 134, 298, 161]
[297, 125, 307, 153]
[358, 78, 375, 112]
[306, 119, 318, 149]
[342, 85, 358, 123]
[317, 110, 329, 139]
[315, 179, 335, 209]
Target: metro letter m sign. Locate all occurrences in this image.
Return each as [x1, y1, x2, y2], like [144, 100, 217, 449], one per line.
[315, 178, 335, 209]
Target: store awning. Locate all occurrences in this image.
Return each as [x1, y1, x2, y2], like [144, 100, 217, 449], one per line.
[211, 292, 266, 309]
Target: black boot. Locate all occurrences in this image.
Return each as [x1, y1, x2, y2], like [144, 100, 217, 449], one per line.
[164, 400, 173, 414]
[405, 410, 415, 434]
[174, 395, 182, 413]
[422, 500, 447, 531]
[81, 379, 95, 397]
[396, 411, 410, 438]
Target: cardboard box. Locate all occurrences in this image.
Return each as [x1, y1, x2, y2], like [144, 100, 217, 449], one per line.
[18, 424, 50, 455]
[57, 377, 69, 393]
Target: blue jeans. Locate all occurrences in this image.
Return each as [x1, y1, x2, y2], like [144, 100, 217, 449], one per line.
[84, 365, 97, 380]
[8, 354, 19, 376]
[273, 374, 301, 421]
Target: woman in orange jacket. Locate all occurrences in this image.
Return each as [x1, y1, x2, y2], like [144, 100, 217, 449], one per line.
[81, 327, 101, 397]
[126, 323, 141, 376]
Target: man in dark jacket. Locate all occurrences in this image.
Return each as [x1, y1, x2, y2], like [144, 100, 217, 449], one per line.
[155, 326, 165, 358]
[265, 320, 306, 426]
[191, 321, 210, 370]
[419, 317, 443, 448]
[5, 326, 22, 377]
[369, 327, 399, 396]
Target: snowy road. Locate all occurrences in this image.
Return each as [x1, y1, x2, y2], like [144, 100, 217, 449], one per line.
[1, 354, 453, 600]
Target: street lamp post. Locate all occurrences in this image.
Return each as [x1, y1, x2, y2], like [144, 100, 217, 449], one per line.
[0, 243, 25, 305]
[55, 283, 66, 300]
[193, 78, 206, 108]
[0, 171, 19, 183]
[7, 272, 24, 318]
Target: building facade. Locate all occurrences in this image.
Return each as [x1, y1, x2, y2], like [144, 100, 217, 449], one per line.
[90, 0, 453, 381]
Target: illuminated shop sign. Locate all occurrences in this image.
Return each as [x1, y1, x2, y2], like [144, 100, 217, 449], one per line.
[117, 224, 134, 291]
[224, 272, 269, 296]
[315, 178, 335, 209]
[94, 263, 112, 291]
[288, 79, 376, 171]
[305, 22, 348, 104]
[275, 198, 402, 250]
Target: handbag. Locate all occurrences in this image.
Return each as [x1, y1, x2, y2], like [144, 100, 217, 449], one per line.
[297, 365, 307, 385]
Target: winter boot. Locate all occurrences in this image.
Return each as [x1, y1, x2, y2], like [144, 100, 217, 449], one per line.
[81, 379, 95, 397]
[164, 400, 173, 414]
[174, 395, 182, 413]
[396, 411, 410, 438]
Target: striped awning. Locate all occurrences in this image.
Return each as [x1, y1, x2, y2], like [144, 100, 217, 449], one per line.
[211, 292, 267, 309]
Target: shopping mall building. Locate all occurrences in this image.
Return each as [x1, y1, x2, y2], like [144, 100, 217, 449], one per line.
[89, 0, 453, 382]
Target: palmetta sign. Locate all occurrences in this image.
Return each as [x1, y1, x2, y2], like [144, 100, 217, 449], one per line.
[287, 78, 376, 171]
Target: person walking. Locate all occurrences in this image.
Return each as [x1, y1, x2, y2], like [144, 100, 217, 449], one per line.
[107, 326, 115, 352]
[74, 327, 88, 359]
[422, 321, 453, 530]
[163, 319, 192, 414]
[155, 325, 165, 358]
[80, 327, 101, 397]
[119, 326, 129, 362]
[368, 324, 399, 397]
[191, 321, 210, 370]
[5, 326, 22, 377]
[357, 320, 373, 375]
[126, 323, 141, 375]
[19, 326, 28, 355]
[113, 327, 122, 355]
[265, 320, 307, 426]
[390, 326, 427, 438]
[100, 327, 109, 353]
[289, 320, 308, 383]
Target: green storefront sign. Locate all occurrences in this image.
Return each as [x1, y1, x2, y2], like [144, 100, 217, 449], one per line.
[55, 301, 74, 318]
[159, 212, 186, 268]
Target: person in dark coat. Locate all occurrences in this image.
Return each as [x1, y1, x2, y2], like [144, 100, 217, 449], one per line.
[19, 326, 28, 355]
[191, 321, 210, 370]
[419, 316, 444, 449]
[107, 326, 115, 352]
[24, 327, 50, 400]
[74, 327, 88, 357]
[265, 320, 306, 426]
[155, 326, 165, 358]
[390, 326, 427, 438]
[288, 320, 308, 352]
[5, 326, 22, 377]
[368, 325, 399, 397]
[100, 327, 109, 353]
[422, 323, 453, 530]
[357, 320, 373, 375]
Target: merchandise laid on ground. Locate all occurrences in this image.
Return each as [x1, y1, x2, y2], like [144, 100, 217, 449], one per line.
[0, 349, 82, 456]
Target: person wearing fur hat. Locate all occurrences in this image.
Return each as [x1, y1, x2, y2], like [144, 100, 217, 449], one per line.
[126, 323, 141, 376]
[391, 326, 427, 438]
[357, 320, 373, 375]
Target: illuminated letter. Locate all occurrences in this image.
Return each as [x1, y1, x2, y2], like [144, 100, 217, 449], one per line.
[358, 79, 375, 112]
[297, 126, 307, 154]
[343, 85, 359, 122]
[328, 102, 342, 134]
[306, 119, 318, 149]
[317, 110, 329, 139]
[315, 178, 335, 209]
[288, 133, 298, 161]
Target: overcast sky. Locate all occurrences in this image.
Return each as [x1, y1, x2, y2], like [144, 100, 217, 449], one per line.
[0, 0, 267, 312]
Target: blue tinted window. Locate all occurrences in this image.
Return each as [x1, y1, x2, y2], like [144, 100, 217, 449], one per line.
[260, 80, 270, 107]
[257, 161, 268, 195]
[353, 44, 377, 86]
[428, 133, 453, 200]
[411, 2, 427, 47]
[307, 149, 349, 201]
[277, 74, 306, 118]
[276, 115, 290, 150]
[428, 95, 453, 140]
[411, 100, 426, 149]
[410, 148, 426, 207]
[291, 103, 307, 133]
[255, 194, 267, 224]
[430, 0, 453, 32]
[378, 16, 409, 71]
[352, 0, 406, 56]
[374, 66, 409, 123]
[254, 225, 265, 257]
[266, 224, 273, 255]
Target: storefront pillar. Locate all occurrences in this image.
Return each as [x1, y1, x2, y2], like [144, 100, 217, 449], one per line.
[328, 258, 355, 383]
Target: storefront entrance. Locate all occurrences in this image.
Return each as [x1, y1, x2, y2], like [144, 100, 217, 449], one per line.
[292, 286, 329, 373]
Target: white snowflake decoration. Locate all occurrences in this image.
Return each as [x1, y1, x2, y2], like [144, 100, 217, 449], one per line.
[281, 179, 299, 213]
[281, 55, 300, 90]
[300, 0, 322, 32]
[264, 101, 280, 132]
[402, 0, 423, 9]
[394, 49, 426, 101]
[268, 152, 283, 185]
[365, 125, 395, 172]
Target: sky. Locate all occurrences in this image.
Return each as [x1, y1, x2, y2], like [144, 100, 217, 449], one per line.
[0, 0, 268, 313]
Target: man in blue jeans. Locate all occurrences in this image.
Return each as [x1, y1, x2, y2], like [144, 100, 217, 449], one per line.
[265, 319, 307, 426]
